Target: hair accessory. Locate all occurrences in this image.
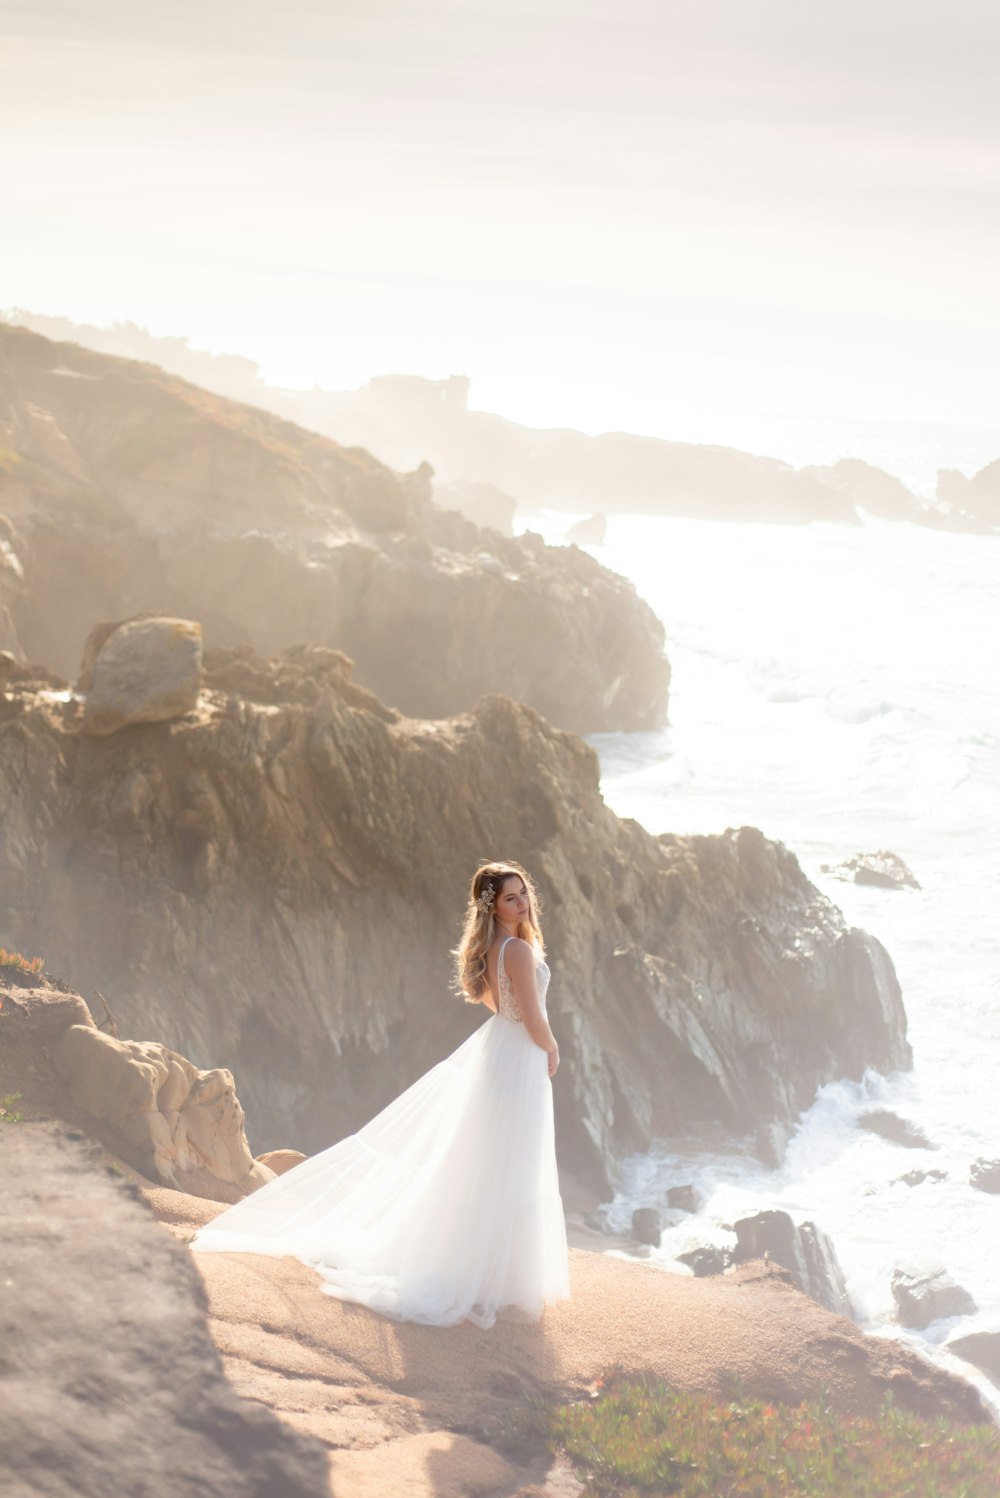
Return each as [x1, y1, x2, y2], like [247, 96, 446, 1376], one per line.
[475, 881, 495, 915]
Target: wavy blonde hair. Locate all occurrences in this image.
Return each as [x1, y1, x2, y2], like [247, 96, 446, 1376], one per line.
[452, 860, 545, 1004]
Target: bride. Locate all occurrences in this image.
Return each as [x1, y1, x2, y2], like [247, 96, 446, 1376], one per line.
[190, 860, 571, 1329]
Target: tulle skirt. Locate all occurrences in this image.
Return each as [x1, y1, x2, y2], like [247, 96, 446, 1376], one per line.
[190, 1010, 571, 1329]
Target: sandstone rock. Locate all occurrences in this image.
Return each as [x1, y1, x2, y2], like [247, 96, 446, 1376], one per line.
[80, 615, 203, 735]
[0, 646, 912, 1197]
[257, 1148, 307, 1175]
[566, 512, 607, 545]
[946, 1331, 1000, 1386]
[0, 1118, 329, 1498]
[969, 1158, 1000, 1193]
[51, 1021, 273, 1199]
[733, 1209, 853, 1317]
[631, 1207, 662, 1246]
[892, 1266, 977, 1329]
[859, 1109, 933, 1149]
[820, 850, 921, 889]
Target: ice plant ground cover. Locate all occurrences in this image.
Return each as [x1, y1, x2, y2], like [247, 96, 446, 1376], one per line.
[494, 1366, 1000, 1497]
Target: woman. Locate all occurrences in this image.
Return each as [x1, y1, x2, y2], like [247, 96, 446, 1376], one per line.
[190, 860, 571, 1329]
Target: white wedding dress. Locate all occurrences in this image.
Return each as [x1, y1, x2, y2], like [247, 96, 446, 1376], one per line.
[190, 936, 571, 1329]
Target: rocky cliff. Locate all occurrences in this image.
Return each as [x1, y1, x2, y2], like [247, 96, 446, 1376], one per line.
[0, 642, 911, 1195]
[0, 321, 668, 733]
[12, 310, 995, 532]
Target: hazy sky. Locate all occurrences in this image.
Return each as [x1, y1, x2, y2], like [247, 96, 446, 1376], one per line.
[3, 0, 999, 441]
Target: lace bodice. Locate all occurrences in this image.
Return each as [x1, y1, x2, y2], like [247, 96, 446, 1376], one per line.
[496, 936, 550, 1024]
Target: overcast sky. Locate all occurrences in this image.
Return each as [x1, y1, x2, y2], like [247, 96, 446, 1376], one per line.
[2, 0, 998, 446]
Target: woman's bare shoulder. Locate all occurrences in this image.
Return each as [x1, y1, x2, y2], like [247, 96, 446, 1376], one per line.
[502, 936, 536, 970]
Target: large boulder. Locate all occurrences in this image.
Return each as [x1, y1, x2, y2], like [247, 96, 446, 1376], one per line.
[892, 1266, 978, 1330]
[732, 1209, 853, 1317]
[969, 1158, 1000, 1194]
[947, 1332, 1000, 1386]
[0, 1118, 329, 1498]
[51, 1021, 273, 1200]
[80, 616, 203, 736]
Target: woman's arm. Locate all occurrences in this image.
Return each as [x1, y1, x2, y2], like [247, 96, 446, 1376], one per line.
[504, 939, 559, 1073]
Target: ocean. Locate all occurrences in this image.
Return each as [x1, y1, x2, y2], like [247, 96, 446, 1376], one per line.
[520, 500, 1000, 1412]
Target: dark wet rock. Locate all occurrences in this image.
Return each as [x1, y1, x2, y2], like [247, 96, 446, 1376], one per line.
[859, 1110, 933, 1149]
[946, 1332, 1000, 1386]
[893, 1169, 948, 1187]
[666, 1183, 701, 1213]
[631, 1207, 662, 1246]
[820, 851, 921, 890]
[969, 1159, 1000, 1194]
[0, 1118, 329, 1498]
[733, 1209, 853, 1317]
[892, 1267, 978, 1330]
[676, 1245, 732, 1277]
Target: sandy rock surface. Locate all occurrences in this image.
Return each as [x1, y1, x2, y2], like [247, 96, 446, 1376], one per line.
[143, 1184, 991, 1498]
[1, 1119, 330, 1498]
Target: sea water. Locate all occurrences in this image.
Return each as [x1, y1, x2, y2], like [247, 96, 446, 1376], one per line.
[521, 502, 1000, 1411]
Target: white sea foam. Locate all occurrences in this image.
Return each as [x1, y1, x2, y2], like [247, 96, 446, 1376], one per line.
[527, 503, 1000, 1410]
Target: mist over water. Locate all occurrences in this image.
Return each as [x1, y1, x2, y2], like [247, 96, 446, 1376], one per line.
[521, 500, 1000, 1410]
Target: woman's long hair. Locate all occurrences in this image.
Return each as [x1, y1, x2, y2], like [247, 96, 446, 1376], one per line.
[452, 860, 545, 1004]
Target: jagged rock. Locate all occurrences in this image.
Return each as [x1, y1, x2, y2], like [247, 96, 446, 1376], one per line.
[0, 322, 668, 733]
[969, 1158, 1000, 1193]
[804, 459, 924, 523]
[257, 1148, 307, 1175]
[892, 1266, 977, 1329]
[632, 1207, 662, 1246]
[666, 1183, 700, 1213]
[859, 1109, 933, 1149]
[566, 512, 607, 545]
[893, 1168, 947, 1187]
[820, 851, 921, 889]
[0, 645, 912, 1197]
[676, 1246, 732, 1277]
[732, 1209, 853, 1317]
[937, 460, 1000, 531]
[946, 1332, 1000, 1386]
[79, 616, 203, 736]
[0, 1118, 329, 1498]
[50, 1018, 273, 1200]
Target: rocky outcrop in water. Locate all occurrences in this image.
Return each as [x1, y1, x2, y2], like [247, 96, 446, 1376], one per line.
[1, 1118, 330, 1498]
[0, 638, 911, 1195]
[0, 321, 668, 733]
[893, 1267, 978, 1330]
[732, 1209, 853, 1318]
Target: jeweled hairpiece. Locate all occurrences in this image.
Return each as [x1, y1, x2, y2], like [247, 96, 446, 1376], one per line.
[475, 881, 495, 915]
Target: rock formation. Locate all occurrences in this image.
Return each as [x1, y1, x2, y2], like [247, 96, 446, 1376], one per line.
[1, 1119, 330, 1498]
[820, 850, 921, 889]
[732, 1208, 853, 1318]
[2, 977, 273, 1203]
[893, 1266, 978, 1330]
[79, 615, 203, 735]
[0, 638, 911, 1195]
[0, 321, 668, 733]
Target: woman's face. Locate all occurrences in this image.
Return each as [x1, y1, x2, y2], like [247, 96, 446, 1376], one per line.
[494, 874, 529, 927]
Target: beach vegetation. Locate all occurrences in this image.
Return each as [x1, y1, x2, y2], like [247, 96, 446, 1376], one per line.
[502, 1366, 1000, 1496]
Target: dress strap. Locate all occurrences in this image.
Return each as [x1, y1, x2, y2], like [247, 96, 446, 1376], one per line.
[497, 934, 516, 980]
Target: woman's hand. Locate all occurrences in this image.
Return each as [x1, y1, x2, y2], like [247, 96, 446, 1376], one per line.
[547, 1044, 559, 1078]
